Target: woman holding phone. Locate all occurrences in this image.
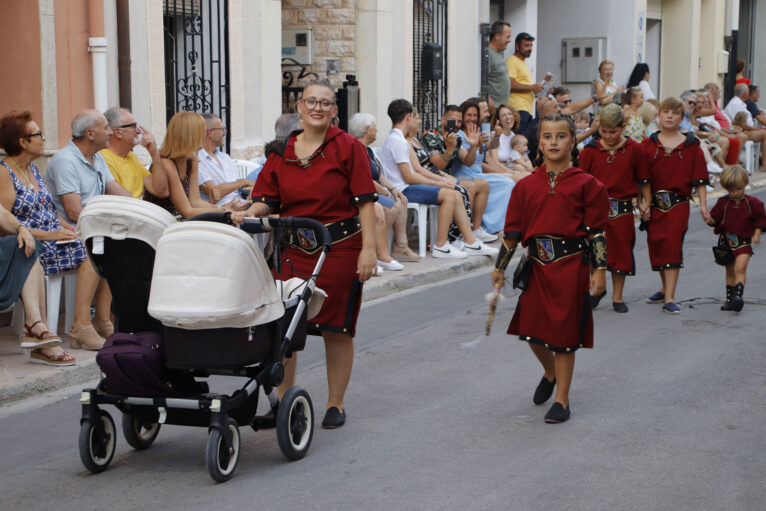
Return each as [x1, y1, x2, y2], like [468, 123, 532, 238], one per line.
[0, 111, 111, 351]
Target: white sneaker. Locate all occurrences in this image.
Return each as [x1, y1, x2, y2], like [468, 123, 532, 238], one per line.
[432, 243, 468, 259]
[707, 161, 723, 174]
[462, 240, 500, 256]
[377, 258, 404, 271]
[451, 239, 465, 251]
[706, 185, 714, 192]
[473, 228, 498, 243]
[373, 265, 384, 277]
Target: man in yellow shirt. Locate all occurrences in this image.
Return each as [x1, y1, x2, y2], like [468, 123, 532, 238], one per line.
[506, 32, 543, 133]
[100, 107, 167, 199]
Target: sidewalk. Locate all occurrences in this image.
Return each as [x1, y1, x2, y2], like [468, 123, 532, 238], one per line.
[2, 170, 764, 406]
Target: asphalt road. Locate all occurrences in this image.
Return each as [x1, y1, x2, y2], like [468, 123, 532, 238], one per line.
[1, 189, 765, 510]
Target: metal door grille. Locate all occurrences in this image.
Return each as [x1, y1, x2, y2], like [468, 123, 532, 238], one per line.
[413, 0, 448, 132]
[163, 0, 230, 152]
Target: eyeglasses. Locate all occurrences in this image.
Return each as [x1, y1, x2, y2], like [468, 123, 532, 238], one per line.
[686, 100, 697, 106]
[208, 127, 227, 133]
[117, 122, 137, 129]
[301, 98, 336, 111]
[23, 131, 43, 139]
[560, 99, 572, 105]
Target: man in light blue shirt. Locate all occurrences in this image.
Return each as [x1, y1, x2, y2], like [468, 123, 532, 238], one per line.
[46, 109, 131, 223]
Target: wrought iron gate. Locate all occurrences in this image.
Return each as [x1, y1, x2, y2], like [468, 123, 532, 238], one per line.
[163, 0, 230, 152]
[413, 0, 448, 132]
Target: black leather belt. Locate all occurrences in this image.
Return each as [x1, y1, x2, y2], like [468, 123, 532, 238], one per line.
[652, 190, 689, 212]
[609, 198, 634, 219]
[284, 216, 360, 254]
[528, 236, 586, 265]
[719, 232, 751, 250]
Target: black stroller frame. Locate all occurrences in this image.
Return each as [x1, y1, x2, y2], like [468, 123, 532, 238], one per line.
[78, 214, 332, 482]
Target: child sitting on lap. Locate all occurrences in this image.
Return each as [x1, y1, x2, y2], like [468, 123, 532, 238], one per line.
[509, 134, 534, 172]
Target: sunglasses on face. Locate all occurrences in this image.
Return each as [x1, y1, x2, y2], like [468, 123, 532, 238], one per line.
[23, 131, 43, 139]
[118, 122, 137, 129]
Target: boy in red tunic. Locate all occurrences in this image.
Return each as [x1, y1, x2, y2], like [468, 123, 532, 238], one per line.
[641, 97, 711, 314]
[492, 114, 609, 424]
[579, 104, 651, 313]
[707, 165, 766, 311]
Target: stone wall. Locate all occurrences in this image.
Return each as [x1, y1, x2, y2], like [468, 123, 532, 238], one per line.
[281, 0, 357, 91]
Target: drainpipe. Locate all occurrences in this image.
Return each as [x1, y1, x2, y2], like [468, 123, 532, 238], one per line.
[88, 0, 108, 112]
[116, 0, 132, 110]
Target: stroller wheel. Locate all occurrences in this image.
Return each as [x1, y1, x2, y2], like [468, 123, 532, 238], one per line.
[79, 410, 116, 473]
[276, 386, 314, 460]
[122, 414, 161, 450]
[206, 418, 240, 482]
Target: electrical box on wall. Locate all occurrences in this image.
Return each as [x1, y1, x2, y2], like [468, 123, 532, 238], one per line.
[717, 50, 730, 74]
[282, 29, 314, 65]
[561, 37, 606, 83]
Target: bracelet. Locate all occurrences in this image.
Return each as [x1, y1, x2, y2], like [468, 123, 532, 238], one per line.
[591, 95, 598, 103]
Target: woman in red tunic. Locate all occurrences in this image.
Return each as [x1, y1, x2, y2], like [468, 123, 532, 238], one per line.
[492, 114, 609, 424]
[641, 97, 711, 314]
[232, 80, 377, 429]
[579, 104, 651, 313]
[707, 165, 766, 311]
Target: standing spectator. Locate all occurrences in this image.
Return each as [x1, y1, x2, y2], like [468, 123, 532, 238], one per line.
[487, 20, 512, 115]
[143, 111, 223, 218]
[593, 60, 625, 116]
[626, 63, 656, 101]
[197, 113, 251, 209]
[491, 114, 609, 424]
[745, 85, 766, 126]
[735, 58, 751, 86]
[642, 97, 710, 314]
[622, 87, 647, 142]
[380, 99, 497, 258]
[233, 79, 378, 429]
[100, 107, 167, 199]
[506, 32, 543, 133]
[45, 109, 133, 346]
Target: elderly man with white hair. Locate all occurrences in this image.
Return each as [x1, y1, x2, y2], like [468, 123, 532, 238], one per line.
[725, 83, 766, 170]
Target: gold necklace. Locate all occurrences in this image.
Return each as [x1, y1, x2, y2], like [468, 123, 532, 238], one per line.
[8, 156, 34, 188]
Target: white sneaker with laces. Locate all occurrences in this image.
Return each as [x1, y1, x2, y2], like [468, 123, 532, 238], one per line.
[707, 161, 723, 174]
[462, 240, 500, 256]
[377, 259, 404, 271]
[473, 228, 498, 243]
[373, 265, 384, 276]
[432, 243, 468, 259]
[451, 239, 465, 251]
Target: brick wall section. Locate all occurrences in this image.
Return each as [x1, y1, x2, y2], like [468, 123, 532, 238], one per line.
[281, 0, 357, 90]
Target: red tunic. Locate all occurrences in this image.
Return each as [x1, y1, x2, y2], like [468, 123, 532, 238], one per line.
[579, 137, 649, 275]
[253, 125, 377, 336]
[642, 133, 709, 270]
[710, 194, 766, 257]
[504, 166, 609, 352]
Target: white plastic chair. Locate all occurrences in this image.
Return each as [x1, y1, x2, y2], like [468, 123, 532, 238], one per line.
[407, 202, 439, 258]
[45, 271, 77, 336]
[233, 159, 260, 180]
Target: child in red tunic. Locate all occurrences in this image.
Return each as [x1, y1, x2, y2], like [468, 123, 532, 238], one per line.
[707, 165, 766, 311]
[641, 97, 711, 315]
[492, 114, 609, 424]
[579, 104, 651, 313]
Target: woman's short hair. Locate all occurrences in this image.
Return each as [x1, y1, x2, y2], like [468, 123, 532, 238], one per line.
[720, 164, 748, 190]
[304, 78, 336, 101]
[159, 111, 206, 160]
[637, 102, 657, 126]
[598, 60, 614, 73]
[348, 113, 376, 138]
[598, 104, 624, 128]
[490, 104, 520, 132]
[0, 110, 33, 156]
[658, 97, 684, 115]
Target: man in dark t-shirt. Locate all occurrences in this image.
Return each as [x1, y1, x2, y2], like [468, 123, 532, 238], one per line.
[746, 85, 766, 126]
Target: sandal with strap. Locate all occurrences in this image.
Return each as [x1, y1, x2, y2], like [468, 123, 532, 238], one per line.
[21, 320, 62, 349]
[29, 347, 76, 367]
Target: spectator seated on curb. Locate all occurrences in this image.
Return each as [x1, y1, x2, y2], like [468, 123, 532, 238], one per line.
[349, 112, 413, 269]
[413, 106, 495, 244]
[45, 109, 135, 349]
[0, 200, 75, 366]
[380, 99, 498, 259]
[724, 83, 766, 171]
[100, 107, 167, 199]
[197, 113, 250, 210]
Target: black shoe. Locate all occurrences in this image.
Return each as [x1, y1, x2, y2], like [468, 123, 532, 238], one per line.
[544, 402, 571, 423]
[731, 282, 745, 312]
[590, 291, 606, 309]
[533, 376, 556, 405]
[612, 301, 629, 313]
[721, 285, 736, 311]
[321, 406, 346, 429]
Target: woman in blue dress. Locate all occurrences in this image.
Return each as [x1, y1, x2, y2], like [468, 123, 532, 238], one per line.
[450, 99, 515, 234]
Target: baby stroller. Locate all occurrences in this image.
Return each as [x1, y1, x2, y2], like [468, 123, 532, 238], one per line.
[75, 196, 331, 482]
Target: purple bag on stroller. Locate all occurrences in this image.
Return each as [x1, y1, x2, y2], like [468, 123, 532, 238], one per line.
[96, 332, 204, 397]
